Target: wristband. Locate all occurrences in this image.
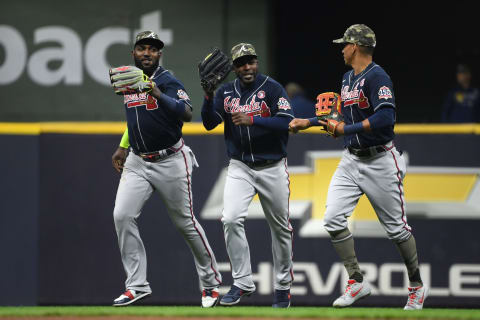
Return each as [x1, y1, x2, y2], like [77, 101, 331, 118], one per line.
[343, 122, 364, 135]
[308, 117, 320, 126]
[119, 129, 130, 148]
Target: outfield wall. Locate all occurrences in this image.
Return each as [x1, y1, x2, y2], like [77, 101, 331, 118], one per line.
[1, 123, 479, 307]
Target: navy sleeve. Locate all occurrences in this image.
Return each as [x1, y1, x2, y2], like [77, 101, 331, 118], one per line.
[201, 87, 225, 130]
[269, 83, 295, 119]
[368, 73, 395, 111]
[154, 77, 190, 117]
[253, 116, 290, 131]
[368, 106, 395, 130]
[342, 106, 395, 135]
[154, 74, 192, 117]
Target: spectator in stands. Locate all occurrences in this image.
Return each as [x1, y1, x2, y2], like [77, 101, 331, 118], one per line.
[285, 82, 316, 118]
[442, 64, 480, 123]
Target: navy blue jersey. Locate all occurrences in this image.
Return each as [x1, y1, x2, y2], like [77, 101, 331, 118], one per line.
[340, 62, 395, 148]
[202, 74, 294, 162]
[123, 66, 191, 153]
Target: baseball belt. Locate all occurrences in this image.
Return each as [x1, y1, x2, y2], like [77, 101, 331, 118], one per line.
[234, 157, 281, 169]
[133, 139, 184, 162]
[347, 141, 394, 158]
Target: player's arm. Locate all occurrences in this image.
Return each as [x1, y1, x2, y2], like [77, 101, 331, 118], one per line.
[149, 86, 192, 122]
[201, 88, 224, 130]
[330, 75, 396, 136]
[288, 116, 321, 133]
[231, 113, 292, 130]
[233, 84, 294, 130]
[112, 128, 129, 173]
[323, 106, 395, 136]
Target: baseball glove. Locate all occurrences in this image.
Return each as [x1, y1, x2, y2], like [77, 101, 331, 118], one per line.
[109, 66, 155, 95]
[315, 92, 343, 137]
[198, 48, 232, 93]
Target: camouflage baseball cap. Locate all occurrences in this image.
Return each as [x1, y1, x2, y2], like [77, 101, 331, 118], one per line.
[231, 43, 257, 62]
[333, 24, 376, 47]
[134, 30, 164, 49]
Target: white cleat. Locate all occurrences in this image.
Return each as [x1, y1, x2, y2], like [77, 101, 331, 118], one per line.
[404, 285, 428, 310]
[113, 289, 151, 307]
[333, 279, 371, 308]
[201, 287, 220, 308]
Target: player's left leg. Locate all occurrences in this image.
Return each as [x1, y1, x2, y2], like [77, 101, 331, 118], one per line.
[219, 159, 257, 305]
[255, 158, 293, 308]
[361, 147, 428, 309]
[324, 152, 371, 308]
[113, 153, 154, 306]
[148, 147, 222, 307]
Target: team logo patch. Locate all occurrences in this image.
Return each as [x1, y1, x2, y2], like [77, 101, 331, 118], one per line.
[177, 89, 190, 100]
[224, 95, 271, 117]
[341, 86, 370, 109]
[257, 90, 265, 99]
[124, 92, 158, 110]
[277, 97, 291, 110]
[378, 86, 393, 100]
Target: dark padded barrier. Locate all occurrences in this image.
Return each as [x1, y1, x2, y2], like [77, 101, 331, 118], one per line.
[1, 133, 479, 306]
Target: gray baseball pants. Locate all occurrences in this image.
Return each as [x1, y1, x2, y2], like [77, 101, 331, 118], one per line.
[324, 144, 412, 242]
[113, 143, 222, 293]
[222, 158, 294, 291]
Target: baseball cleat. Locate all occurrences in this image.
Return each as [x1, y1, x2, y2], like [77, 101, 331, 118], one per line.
[333, 279, 371, 308]
[113, 289, 151, 307]
[404, 285, 428, 310]
[201, 287, 220, 308]
[220, 285, 254, 306]
[272, 289, 291, 308]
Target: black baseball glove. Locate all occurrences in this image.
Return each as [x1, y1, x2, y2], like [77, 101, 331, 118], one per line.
[198, 48, 232, 93]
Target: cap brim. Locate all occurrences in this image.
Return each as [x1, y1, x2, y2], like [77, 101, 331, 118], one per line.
[332, 38, 346, 44]
[135, 38, 165, 49]
[233, 54, 257, 63]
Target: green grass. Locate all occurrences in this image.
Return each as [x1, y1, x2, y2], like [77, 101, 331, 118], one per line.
[0, 306, 479, 319]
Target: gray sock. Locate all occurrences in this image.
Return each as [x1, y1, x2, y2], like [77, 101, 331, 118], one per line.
[394, 235, 423, 287]
[329, 228, 362, 281]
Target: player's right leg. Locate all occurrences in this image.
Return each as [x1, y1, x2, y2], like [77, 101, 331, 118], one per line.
[255, 158, 293, 308]
[362, 147, 427, 309]
[219, 159, 257, 305]
[112, 153, 153, 306]
[149, 147, 222, 307]
[323, 152, 370, 307]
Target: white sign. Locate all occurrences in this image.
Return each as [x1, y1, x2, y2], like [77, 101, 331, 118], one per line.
[0, 11, 172, 86]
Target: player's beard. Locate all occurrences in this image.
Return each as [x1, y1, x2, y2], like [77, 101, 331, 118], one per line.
[134, 57, 159, 77]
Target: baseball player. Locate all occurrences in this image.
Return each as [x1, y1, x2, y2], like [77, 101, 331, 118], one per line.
[110, 31, 222, 308]
[289, 25, 428, 310]
[201, 43, 294, 308]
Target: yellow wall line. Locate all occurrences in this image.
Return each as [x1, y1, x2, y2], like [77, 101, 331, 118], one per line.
[0, 122, 479, 135]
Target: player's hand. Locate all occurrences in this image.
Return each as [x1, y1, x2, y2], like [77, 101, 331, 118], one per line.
[112, 147, 128, 173]
[288, 118, 311, 133]
[319, 119, 345, 137]
[232, 112, 253, 126]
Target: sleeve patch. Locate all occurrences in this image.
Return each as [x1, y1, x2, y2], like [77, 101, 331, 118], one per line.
[177, 89, 190, 100]
[378, 86, 393, 100]
[277, 97, 291, 110]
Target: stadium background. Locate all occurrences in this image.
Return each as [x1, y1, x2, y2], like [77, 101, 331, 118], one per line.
[1, 0, 479, 309]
